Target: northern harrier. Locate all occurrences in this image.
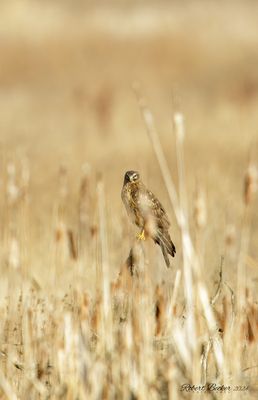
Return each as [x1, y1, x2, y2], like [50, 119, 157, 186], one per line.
[121, 170, 176, 267]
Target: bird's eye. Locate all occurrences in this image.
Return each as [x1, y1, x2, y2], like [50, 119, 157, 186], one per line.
[132, 173, 138, 181]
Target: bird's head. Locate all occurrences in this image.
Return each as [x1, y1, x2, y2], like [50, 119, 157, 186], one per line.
[124, 170, 140, 184]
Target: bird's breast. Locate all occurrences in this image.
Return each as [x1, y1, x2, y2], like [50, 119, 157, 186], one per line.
[121, 184, 144, 228]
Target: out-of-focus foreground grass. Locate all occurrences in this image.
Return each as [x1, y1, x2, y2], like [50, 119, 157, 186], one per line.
[0, 1, 257, 398]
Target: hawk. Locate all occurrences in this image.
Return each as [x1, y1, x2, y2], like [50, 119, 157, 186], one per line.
[121, 170, 176, 268]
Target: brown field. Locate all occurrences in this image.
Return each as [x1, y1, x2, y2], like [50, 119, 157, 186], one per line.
[0, 0, 258, 399]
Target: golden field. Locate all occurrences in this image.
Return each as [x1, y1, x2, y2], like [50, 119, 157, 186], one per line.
[0, 0, 257, 398]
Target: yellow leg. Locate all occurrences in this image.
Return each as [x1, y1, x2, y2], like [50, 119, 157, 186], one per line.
[136, 229, 145, 241]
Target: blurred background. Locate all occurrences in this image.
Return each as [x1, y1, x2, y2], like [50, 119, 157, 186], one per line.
[0, 0, 258, 287]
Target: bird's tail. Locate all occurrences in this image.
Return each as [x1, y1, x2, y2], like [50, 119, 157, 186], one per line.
[155, 229, 176, 268]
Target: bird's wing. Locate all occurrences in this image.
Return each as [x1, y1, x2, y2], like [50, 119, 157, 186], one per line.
[140, 187, 170, 229]
[137, 184, 176, 265]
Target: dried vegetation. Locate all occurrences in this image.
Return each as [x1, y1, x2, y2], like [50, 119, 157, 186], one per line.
[0, 1, 258, 399]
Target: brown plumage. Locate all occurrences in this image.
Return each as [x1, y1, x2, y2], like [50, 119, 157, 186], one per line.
[121, 170, 176, 267]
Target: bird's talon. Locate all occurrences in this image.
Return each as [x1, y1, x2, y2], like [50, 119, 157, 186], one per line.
[136, 231, 146, 241]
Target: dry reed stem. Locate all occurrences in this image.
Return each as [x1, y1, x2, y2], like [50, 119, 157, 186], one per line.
[234, 163, 257, 375]
[132, 83, 181, 223]
[97, 179, 113, 353]
[133, 85, 226, 380]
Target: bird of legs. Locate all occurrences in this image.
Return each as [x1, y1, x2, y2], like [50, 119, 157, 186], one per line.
[136, 228, 146, 241]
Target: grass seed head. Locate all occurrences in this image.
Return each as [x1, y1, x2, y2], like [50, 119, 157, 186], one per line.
[194, 185, 207, 229]
[244, 163, 257, 205]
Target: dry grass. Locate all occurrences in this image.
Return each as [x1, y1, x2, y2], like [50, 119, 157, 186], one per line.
[0, 0, 258, 398]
